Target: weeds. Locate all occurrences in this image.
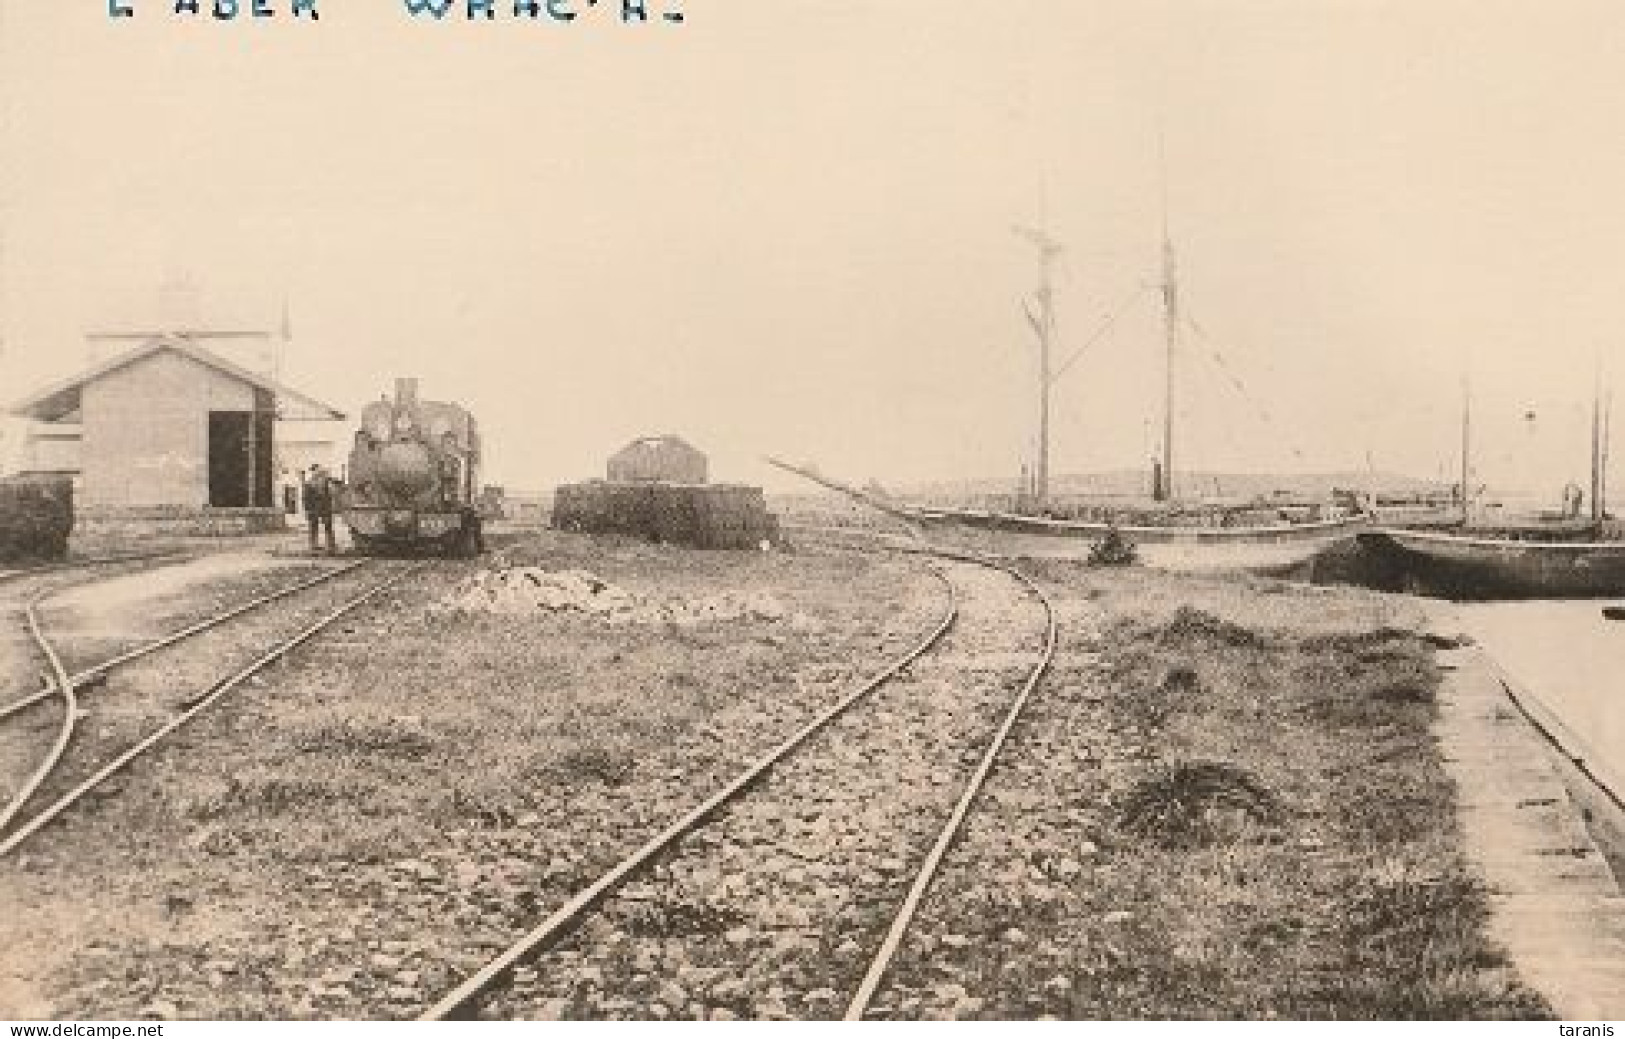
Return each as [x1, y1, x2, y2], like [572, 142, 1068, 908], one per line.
[224, 770, 377, 814]
[1330, 756, 1454, 846]
[449, 783, 521, 829]
[1115, 760, 1283, 849]
[288, 715, 435, 759]
[1088, 527, 1139, 567]
[963, 879, 1067, 936]
[1161, 606, 1268, 649]
[551, 742, 640, 786]
[1292, 630, 1440, 727]
[619, 889, 745, 938]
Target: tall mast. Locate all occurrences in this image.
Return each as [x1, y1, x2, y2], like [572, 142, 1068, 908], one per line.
[1160, 226, 1178, 502]
[1015, 221, 1062, 510]
[1592, 356, 1608, 526]
[1460, 370, 1472, 525]
[1604, 388, 1614, 523]
[1157, 136, 1177, 503]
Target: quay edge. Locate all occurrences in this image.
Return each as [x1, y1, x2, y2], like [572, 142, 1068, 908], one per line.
[1428, 627, 1625, 1020]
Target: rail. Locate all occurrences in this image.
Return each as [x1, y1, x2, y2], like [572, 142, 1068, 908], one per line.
[422, 545, 1058, 1021]
[0, 563, 422, 857]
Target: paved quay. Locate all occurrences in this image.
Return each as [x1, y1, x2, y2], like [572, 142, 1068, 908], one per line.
[1431, 629, 1625, 1020]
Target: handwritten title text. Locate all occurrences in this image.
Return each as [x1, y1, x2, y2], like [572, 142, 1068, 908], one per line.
[107, 1, 685, 24]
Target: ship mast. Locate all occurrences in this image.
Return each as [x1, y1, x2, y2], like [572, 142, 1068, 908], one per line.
[1460, 370, 1472, 526]
[1604, 388, 1614, 523]
[1159, 221, 1178, 502]
[1157, 138, 1178, 503]
[1015, 221, 1063, 511]
[1592, 356, 1609, 527]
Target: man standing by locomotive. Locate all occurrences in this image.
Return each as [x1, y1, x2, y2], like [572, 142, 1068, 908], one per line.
[302, 464, 337, 554]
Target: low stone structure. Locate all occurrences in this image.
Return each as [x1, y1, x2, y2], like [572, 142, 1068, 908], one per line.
[72, 505, 286, 538]
[1431, 636, 1625, 1019]
[552, 481, 778, 550]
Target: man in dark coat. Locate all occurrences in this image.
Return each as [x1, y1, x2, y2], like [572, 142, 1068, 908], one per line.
[301, 464, 337, 553]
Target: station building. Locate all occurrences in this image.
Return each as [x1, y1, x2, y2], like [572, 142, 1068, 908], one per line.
[7, 334, 345, 535]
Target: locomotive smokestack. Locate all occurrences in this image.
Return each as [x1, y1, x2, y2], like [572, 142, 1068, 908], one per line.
[395, 377, 419, 408]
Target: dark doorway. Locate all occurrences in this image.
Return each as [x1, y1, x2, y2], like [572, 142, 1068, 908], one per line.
[208, 409, 274, 508]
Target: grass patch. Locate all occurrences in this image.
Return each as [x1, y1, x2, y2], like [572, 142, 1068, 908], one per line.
[287, 712, 436, 759]
[1159, 605, 1270, 649]
[1115, 760, 1283, 849]
[221, 767, 381, 814]
[1043, 570, 1552, 1019]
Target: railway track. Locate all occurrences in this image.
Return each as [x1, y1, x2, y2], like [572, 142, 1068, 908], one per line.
[0, 558, 422, 857]
[0, 596, 80, 837]
[0, 560, 369, 722]
[0, 551, 212, 831]
[422, 547, 1056, 1021]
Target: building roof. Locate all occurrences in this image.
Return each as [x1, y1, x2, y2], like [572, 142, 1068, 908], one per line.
[617, 434, 703, 455]
[7, 335, 347, 423]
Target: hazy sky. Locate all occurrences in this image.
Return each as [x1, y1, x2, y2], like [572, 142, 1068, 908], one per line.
[1, 0, 1621, 497]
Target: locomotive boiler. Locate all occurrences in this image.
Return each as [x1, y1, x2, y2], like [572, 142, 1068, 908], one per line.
[344, 378, 484, 557]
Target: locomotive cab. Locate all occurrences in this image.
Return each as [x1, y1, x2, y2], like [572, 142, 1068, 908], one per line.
[344, 378, 484, 557]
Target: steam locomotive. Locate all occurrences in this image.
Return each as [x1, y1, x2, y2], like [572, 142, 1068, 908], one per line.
[344, 378, 485, 557]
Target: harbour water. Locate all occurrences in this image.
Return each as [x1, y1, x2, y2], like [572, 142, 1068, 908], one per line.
[1452, 600, 1625, 796]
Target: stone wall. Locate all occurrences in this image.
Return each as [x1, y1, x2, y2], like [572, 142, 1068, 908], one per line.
[80, 350, 255, 507]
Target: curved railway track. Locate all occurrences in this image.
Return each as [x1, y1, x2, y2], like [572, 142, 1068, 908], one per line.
[0, 559, 423, 858]
[0, 560, 369, 722]
[422, 546, 1057, 1021]
[0, 551, 212, 832]
[843, 549, 1056, 1019]
[0, 597, 80, 837]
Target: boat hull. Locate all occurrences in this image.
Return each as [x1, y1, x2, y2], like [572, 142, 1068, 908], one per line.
[913, 508, 1367, 572]
[1360, 528, 1625, 599]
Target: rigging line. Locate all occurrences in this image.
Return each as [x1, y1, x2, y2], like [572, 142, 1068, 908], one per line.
[1050, 283, 1152, 385]
[1190, 330, 1306, 464]
[1183, 313, 1308, 463]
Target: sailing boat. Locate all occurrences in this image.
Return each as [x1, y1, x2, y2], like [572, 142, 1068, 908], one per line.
[776, 221, 1371, 569]
[1360, 370, 1625, 598]
[803, 223, 1369, 572]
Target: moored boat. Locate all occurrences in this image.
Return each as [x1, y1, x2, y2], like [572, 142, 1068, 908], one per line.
[1359, 526, 1625, 599]
[768, 200, 1372, 573]
[917, 504, 1368, 571]
[767, 457, 1368, 572]
[1365, 362, 1618, 599]
[909, 205, 1370, 570]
